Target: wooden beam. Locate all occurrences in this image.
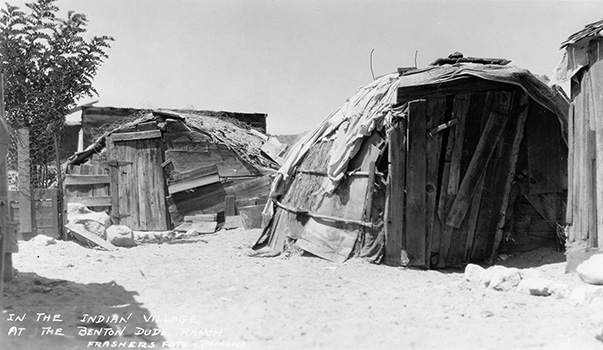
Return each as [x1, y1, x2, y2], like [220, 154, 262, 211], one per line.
[384, 117, 407, 266]
[424, 97, 447, 268]
[398, 77, 512, 104]
[183, 214, 217, 222]
[488, 93, 529, 263]
[65, 223, 116, 251]
[65, 196, 111, 207]
[111, 130, 161, 142]
[64, 174, 110, 186]
[168, 173, 220, 194]
[225, 195, 236, 217]
[446, 111, 509, 228]
[447, 93, 470, 196]
[170, 164, 219, 184]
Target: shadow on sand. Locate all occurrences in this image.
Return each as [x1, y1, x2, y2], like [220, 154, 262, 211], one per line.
[2, 272, 168, 350]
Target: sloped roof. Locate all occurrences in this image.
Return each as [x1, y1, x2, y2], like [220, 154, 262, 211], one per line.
[275, 62, 569, 194]
[67, 110, 279, 171]
[561, 18, 603, 48]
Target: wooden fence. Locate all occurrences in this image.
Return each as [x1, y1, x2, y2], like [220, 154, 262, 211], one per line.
[64, 158, 111, 212]
[8, 189, 60, 239]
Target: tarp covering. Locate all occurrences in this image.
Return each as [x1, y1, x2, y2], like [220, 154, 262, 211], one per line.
[271, 63, 569, 198]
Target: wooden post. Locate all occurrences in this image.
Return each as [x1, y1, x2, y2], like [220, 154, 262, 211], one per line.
[1, 72, 11, 286]
[405, 100, 427, 267]
[17, 128, 33, 235]
[54, 134, 65, 240]
[384, 118, 406, 266]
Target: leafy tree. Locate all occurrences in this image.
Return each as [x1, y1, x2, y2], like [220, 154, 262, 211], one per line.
[0, 0, 113, 186]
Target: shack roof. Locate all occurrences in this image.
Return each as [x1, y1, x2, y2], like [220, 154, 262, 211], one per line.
[560, 18, 603, 48]
[277, 60, 569, 193]
[67, 110, 279, 171]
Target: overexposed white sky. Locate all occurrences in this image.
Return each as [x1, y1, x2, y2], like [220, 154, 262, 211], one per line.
[6, 0, 603, 134]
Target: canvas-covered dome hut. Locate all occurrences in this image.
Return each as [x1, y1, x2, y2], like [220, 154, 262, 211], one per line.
[254, 54, 569, 268]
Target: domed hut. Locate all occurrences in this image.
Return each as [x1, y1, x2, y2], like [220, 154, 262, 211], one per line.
[254, 54, 569, 268]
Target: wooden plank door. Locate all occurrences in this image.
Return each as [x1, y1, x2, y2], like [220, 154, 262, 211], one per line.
[107, 132, 168, 231]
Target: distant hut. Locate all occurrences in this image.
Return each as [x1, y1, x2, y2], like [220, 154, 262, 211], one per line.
[66, 109, 278, 231]
[254, 54, 569, 268]
[554, 19, 603, 269]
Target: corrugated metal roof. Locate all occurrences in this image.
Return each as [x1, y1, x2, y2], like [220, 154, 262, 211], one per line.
[561, 18, 603, 48]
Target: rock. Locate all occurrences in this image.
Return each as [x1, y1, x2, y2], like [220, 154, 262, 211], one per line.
[577, 254, 603, 285]
[67, 203, 112, 239]
[549, 282, 571, 299]
[134, 231, 174, 242]
[569, 285, 603, 306]
[30, 234, 57, 246]
[519, 268, 542, 280]
[488, 267, 521, 291]
[106, 225, 136, 247]
[516, 278, 553, 296]
[184, 229, 199, 237]
[464, 264, 485, 283]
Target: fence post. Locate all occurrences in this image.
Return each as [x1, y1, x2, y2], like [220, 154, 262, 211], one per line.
[1, 72, 12, 285]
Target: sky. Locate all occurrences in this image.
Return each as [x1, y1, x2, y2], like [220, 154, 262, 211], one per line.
[5, 0, 603, 135]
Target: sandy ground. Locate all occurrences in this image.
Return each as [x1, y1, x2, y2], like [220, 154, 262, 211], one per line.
[1, 228, 603, 350]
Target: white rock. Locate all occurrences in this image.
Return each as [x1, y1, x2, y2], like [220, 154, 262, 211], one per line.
[67, 204, 112, 239]
[569, 285, 603, 306]
[488, 267, 521, 291]
[30, 234, 56, 246]
[516, 278, 553, 296]
[519, 268, 542, 280]
[464, 264, 486, 283]
[576, 254, 603, 285]
[184, 228, 199, 237]
[106, 225, 136, 247]
[67, 202, 91, 215]
[549, 282, 571, 299]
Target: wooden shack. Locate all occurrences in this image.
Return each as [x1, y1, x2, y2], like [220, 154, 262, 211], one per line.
[254, 55, 569, 268]
[554, 19, 603, 270]
[62, 106, 268, 159]
[66, 110, 278, 231]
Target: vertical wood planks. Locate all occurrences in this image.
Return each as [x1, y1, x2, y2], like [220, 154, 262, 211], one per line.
[589, 53, 603, 248]
[424, 97, 447, 267]
[384, 117, 407, 266]
[406, 100, 427, 267]
[470, 91, 514, 261]
[488, 93, 529, 263]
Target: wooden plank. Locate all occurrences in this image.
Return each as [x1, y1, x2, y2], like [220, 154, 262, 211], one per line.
[225, 195, 236, 217]
[446, 111, 510, 228]
[384, 117, 407, 266]
[65, 223, 116, 251]
[488, 93, 530, 264]
[183, 214, 217, 222]
[224, 176, 271, 199]
[224, 215, 244, 229]
[406, 100, 427, 267]
[447, 93, 470, 195]
[362, 161, 376, 222]
[397, 77, 511, 104]
[170, 164, 219, 183]
[470, 91, 515, 261]
[590, 58, 603, 248]
[64, 174, 110, 186]
[18, 128, 33, 233]
[424, 97, 447, 268]
[168, 173, 220, 194]
[111, 129, 161, 142]
[463, 173, 486, 261]
[174, 221, 217, 233]
[66, 196, 111, 207]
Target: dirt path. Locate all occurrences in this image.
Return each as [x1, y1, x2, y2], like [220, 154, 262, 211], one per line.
[2, 228, 602, 350]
